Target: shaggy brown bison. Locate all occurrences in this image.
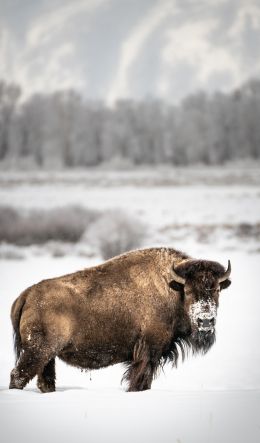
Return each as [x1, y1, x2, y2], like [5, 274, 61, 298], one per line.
[9, 247, 231, 392]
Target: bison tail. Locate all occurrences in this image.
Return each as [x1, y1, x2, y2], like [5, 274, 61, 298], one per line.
[11, 290, 27, 364]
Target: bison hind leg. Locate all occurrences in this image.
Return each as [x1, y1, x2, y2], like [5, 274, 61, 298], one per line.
[9, 330, 58, 392]
[122, 338, 160, 392]
[37, 358, 56, 393]
[9, 347, 48, 390]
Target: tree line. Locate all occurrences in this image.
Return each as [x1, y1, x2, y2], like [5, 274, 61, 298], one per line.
[0, 78, 260, 168]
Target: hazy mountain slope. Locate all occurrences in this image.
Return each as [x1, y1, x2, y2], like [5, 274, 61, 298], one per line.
[0, 0, 260, 101]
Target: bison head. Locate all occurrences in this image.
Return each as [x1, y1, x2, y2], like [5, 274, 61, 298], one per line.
[170, 259, 231, 353]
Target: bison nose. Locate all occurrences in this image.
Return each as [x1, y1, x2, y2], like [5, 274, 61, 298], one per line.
[197, 317, 215, 329]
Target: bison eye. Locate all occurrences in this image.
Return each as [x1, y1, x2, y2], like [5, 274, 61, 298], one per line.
[169, 281, 183, 292]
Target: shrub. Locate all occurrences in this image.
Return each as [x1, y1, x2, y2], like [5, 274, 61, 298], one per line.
[0, 205, 98, 245]
[83, 209, 146, 259]
[0, 243, 25, 260]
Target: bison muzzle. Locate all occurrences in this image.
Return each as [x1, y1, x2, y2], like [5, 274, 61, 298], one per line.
[9, 247, 231, 392]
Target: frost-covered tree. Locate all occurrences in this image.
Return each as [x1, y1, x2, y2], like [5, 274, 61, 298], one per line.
[0, 80, 21, 160]
[1, 77, 260, 168]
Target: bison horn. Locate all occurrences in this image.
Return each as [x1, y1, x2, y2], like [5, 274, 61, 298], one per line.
[171, 266, 186, 285]
[219, 260, 231, 283]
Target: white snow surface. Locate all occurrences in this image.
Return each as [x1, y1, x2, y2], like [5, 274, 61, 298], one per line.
[1, 170, 260, 442]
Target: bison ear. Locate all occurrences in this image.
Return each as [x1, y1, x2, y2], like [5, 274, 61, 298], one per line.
[220, 279, 231, 290]
[169, 280, 184, 292]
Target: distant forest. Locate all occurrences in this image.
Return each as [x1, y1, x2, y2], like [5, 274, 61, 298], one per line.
[0, 78, 260, 168]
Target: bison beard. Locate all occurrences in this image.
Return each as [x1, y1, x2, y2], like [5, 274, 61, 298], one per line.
[9, 248, 231, 393]
[191, 330, 216, 354]
[160, 329, 216, 371]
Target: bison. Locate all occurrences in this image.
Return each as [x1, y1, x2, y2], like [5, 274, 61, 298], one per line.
[9, 247, 231, 392]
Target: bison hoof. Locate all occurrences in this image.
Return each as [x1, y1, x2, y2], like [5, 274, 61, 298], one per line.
[127, 385, 151, 392]
[9, 369, 26, 389]
[37, 380, 56, 393]
[9, 382, 24, 390]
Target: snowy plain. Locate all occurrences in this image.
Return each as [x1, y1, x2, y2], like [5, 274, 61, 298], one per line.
[0, 167, 260, 443]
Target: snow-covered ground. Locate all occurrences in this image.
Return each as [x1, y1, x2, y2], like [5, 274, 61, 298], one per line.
[1, 168, 260, 442]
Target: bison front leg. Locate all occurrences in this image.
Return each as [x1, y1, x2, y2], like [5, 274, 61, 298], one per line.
[37, 358, 56, 393]
[124, 338, 159, 392]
